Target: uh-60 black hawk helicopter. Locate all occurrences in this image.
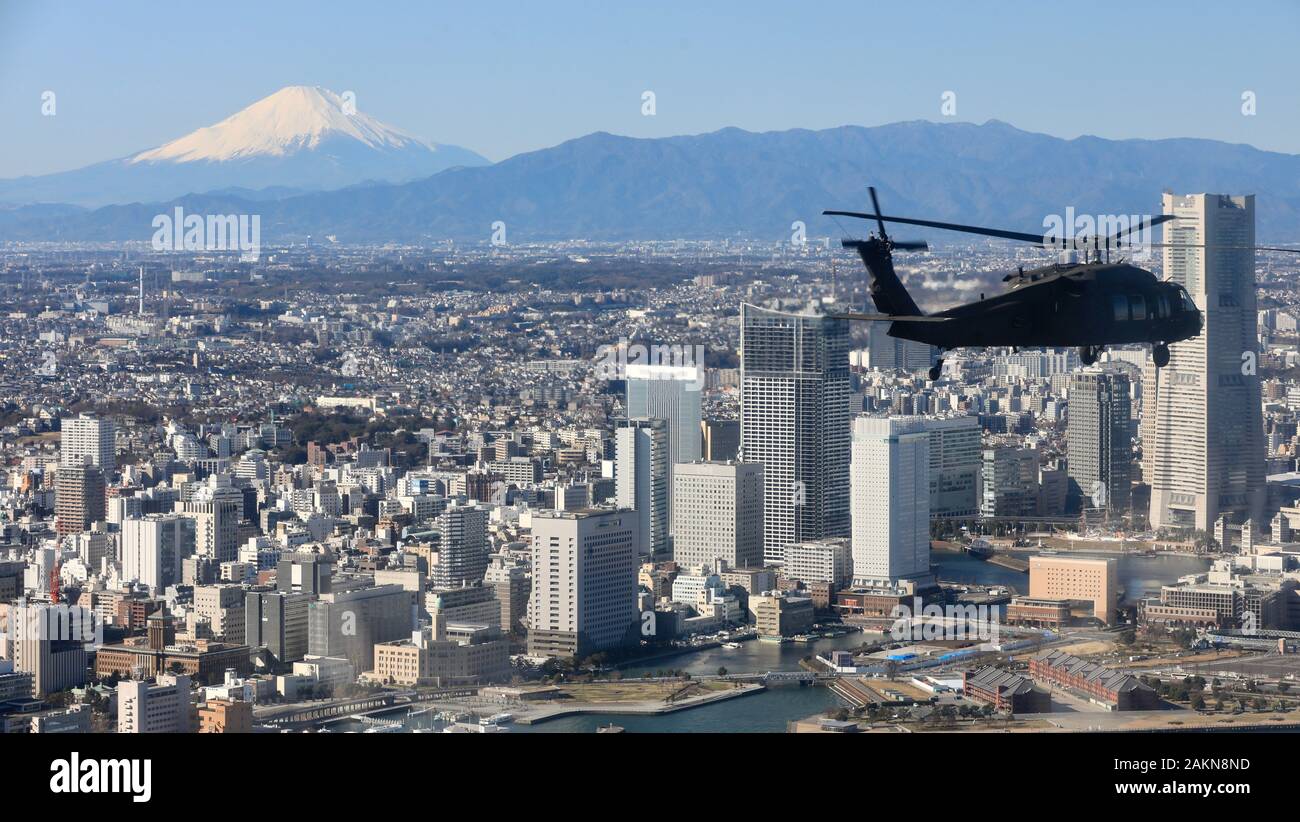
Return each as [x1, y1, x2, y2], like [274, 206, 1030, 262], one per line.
[823, 187, 1300, 381]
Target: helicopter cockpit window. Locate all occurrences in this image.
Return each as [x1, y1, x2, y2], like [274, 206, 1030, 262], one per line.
[1112, 295, 1129, 322]
[1129, 295, 1146, 321]
[1179, 289, 1196, 313]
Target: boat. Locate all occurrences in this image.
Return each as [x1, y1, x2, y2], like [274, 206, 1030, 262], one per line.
[597, 723, 625, 733]
[721, 642, 741, 649]
[481, 712, 515, 726]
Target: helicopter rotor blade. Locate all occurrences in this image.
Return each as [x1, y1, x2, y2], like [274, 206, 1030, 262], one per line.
[1105, 214, 1176, 246]
[823, 210, 1052, 246]
[868, 186, 888, 239]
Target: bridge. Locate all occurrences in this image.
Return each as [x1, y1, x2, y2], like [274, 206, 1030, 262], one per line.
[719, 670, 836, 685]
[259, 687, 479, 728]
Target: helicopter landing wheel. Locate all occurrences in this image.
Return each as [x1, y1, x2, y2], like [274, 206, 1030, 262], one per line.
[1079, 345, 1100, 366]
[1153, 343, 1170, 368]
[928, 359, 944, 381]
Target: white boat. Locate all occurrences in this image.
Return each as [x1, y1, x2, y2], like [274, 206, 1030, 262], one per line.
[721, 642, 741, 650]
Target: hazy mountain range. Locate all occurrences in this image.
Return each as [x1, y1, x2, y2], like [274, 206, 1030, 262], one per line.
[4, 92, 1300, 243]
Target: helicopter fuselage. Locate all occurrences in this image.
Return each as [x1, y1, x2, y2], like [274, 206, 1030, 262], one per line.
[887, 262, 1203, 350]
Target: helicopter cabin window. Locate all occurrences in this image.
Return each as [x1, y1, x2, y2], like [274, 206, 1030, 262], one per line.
[1112, 295, 1129, 322]
[1156, 294, 1170, 319]
[1128, 295, 1146, 321]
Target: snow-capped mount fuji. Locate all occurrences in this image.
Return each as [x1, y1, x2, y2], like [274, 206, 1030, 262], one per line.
[130, 86, 439, 163]
[0, 85, 488, 207]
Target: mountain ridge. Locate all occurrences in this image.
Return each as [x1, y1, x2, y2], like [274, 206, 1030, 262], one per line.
[3, 119, 1300, 242]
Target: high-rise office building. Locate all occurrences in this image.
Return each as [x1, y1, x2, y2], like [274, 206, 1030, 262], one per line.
[430, 503, 489, 588]
[859, 321, 938, 371]
[614, 418, 669, 557]
[1067, 370, 1132, 514]
[528, 509, 638, 659]
[925, 416, 982, 518]
[980, 447, 1040, 518]
[740, 302, 850, 563]
[55, 464, 105, 538]
[61, 414, 115, 473]
[484, 553, 530, 634]
[1147, 193, 1265, 532]
[12, 602, 92, 697]
[671, 460, 764, 571]
[700, 419, 740, 461]
[245, 589, 312, 665]
[176, 481, 242, 563]
[627, 362, 702, 534]
[850, 416, 931, 586]
[121, 514, 194, 593]
[307, 582, 414, 673]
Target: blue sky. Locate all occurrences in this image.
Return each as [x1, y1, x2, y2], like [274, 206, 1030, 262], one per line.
[2, 0, 1298, 177]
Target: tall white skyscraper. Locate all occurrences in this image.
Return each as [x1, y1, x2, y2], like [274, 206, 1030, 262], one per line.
[1147, 193, 1264, 531]
[850, 416, 931, 586]
[626, 362, 702, 535]
[740, 302, 850, 564]
[671, 460, 764, 571]
[61, 415, 115, 473]
[614, 418, 668, 557]
[528, 509, 638, 659]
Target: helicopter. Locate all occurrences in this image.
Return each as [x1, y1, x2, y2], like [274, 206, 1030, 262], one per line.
[822, 187, 1298, 381]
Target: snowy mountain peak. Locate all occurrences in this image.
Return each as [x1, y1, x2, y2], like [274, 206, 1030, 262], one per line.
[130, 85, 430, 164]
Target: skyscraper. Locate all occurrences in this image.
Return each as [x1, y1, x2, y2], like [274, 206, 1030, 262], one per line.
[740, 302, 850, 563]
[1147, 193, 1264, 532]
[176, 479, 242, 563]
[528, 509, 638, 659]
[61, 414, 115, 473]
[980, 447, 1039, 519]
[55, 464, 105, 538]
[1067, 370, 1132, 515]
[925, 416, 982, 518]
[700, 418, 740, 461]
[860, 320, 938, 371]
[626, 362, 702, 534]
[614, 418, 668, 557]
[431, 503, 489, 588]
[850, 416, 931, 586]
[671, 460, 764, 571]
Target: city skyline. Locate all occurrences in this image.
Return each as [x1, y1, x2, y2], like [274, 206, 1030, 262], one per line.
[6, 3, 1300, 776]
